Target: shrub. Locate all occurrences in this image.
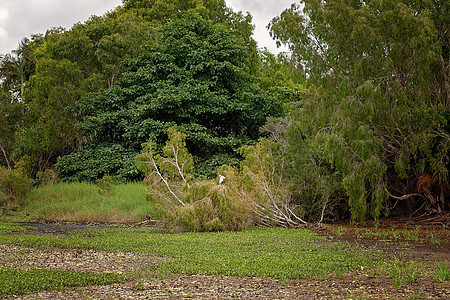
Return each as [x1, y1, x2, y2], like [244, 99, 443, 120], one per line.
[0, 167, 33, 206]
[55, 144, 142, 183]
[137, 129, 255, 232]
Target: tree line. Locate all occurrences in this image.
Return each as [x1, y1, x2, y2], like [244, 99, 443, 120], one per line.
[0, 0, 448, 226]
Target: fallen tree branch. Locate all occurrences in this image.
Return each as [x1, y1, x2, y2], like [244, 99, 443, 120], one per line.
[385, 187, 424, 201]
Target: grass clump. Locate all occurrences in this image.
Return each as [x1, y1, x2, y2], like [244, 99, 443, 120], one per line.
[0, 269, 125, 298]
[429, 233, 441, 244]
[390, 261, 420, 287]
[21, 182, 152, 223]
[433, 261, 450, 283]
[0, 222, 34, 235]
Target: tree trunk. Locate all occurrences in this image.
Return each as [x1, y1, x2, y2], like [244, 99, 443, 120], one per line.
[0, 145, 11, 169]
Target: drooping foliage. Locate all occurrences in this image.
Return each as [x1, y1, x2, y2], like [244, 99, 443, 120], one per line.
[56, 13, 282, 181]
[269, 0, 449, 220]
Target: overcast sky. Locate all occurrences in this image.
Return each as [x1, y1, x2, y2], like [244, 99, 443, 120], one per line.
[0, 0, 294, 56]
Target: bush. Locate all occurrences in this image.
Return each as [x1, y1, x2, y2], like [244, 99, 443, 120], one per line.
[55, 144, 142, 183]
[137, 129, 255, 232]
[0, 167, 33, 206]
[152, 177, 255, 232]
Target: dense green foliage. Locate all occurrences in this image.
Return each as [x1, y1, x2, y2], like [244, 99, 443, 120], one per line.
[0, 167, 32, 207]
[0, 91, 22, 169]
[1, 0, 448, 223]
[56, 144, 141, 182]
[0, 269, 125, 298]
[58, 14, 281, 181]
[0, 225, 383, 281]
[269, 0, 449, 220]
[0, 0, 259, 177]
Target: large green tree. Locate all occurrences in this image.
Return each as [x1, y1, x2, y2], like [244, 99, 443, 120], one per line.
[14, 0, 260, 177]
[56, 13, 282, 181]
[269, 0, 449, 220]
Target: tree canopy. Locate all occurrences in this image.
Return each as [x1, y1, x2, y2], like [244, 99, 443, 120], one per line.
[55, 13, 282, 181]
[0, 0, 261, 177]
[269, 0, 449, 220]
[1, 0, 448, 223]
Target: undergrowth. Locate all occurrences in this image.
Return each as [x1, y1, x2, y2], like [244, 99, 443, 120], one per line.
[18, 182, 152, 223]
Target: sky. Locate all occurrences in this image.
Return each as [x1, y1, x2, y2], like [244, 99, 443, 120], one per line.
[0, 0, 294, 56]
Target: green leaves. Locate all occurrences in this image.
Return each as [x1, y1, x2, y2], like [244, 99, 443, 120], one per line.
[270, 0, 449, 220]
[55, 144, 141, 183]
[65, 13, 281, 181]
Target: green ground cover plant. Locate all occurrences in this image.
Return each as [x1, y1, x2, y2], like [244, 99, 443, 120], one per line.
[0, 269, 125, 298]
[19, 182, 152, 223]
[0, 226, 382, 281]
[0, 221, 34, 234]
[0, 221, 447, 298]
[390, 261, 420, 287]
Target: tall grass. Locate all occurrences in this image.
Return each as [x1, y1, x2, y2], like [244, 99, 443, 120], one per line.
[20, 182, 153, 223]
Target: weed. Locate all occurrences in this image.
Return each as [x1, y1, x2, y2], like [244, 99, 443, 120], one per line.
[433, 261, 450, 283]
[96, 175, 117, 195]
[0, 269, 125, 298]
[334, 270, 347, 279]
[135, 282, 144, 291]
[404, 230, 421, 242]
[0, 226, 382, 281]
[367, 262, 388, 279]
[20, 182, 153, 223]
[335, 226, 345, 238]
[429, 233, 441, 245]
[390, 261, 419, 287]
[408, 289, 423, 300]
[0, 222, 35, 234]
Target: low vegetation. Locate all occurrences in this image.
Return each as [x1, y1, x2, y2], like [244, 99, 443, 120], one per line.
[0, 167, 32, 210]
[0, 269, 125, 298]
[18, 182, 151, 223]
[0, 221, 447, 298]
[434, 261, 450, 283]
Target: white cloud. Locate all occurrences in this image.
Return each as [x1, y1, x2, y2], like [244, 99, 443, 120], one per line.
[226, 0, 293, 53]
[0, 7, 10, 45]
[0, 0, 293, 55]
[0, 0, 122, 55]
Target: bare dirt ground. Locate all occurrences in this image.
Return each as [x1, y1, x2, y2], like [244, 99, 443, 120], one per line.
[3, 218, 450, 299]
